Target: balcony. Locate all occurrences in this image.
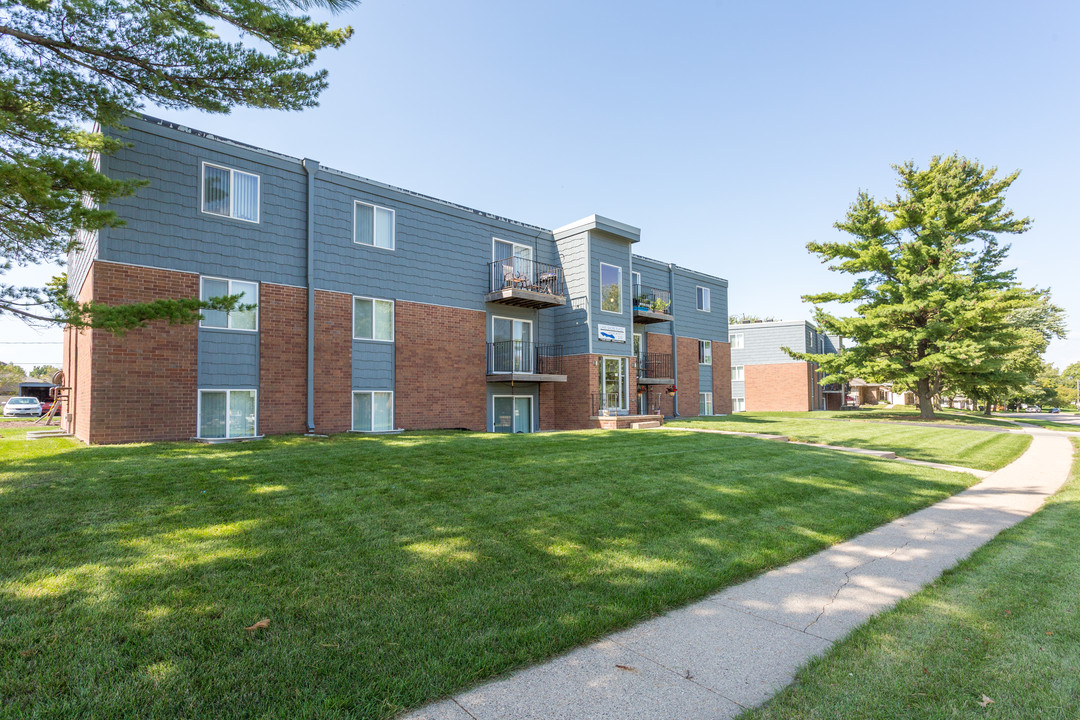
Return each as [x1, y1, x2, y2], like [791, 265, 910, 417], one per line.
[486, 258, 566, 309]
[632, 285, 673, 324]
[486, 341, 567, 383]
[636, 353, 674, 384]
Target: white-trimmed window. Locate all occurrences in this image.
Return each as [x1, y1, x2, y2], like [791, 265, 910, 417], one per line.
[732, 365, 744, 381]
[600, 263, 622, 313]
[732, 397, 746, 412]
[200, 277, 258, 331]
[699, 340, 712, 365]
[353, 297, 394, 341]
[201, 162, 259, 222]
[730, 333, 744, 350]
[631, 271, 641, 293]
[699, 392, 713, 416]
[352, 391, 394, 432]
[198, 389, 257, 439]
[493, 395, 533, 433]
[697, 286, 711, 311]
[354, 201, 395, 249]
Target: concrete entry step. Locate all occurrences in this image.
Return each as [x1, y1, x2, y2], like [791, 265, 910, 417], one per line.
[630, 420, 662, 429]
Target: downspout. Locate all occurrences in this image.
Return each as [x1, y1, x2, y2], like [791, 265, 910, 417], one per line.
[669, 263, 678, 417]
[303, 159, 319, 434]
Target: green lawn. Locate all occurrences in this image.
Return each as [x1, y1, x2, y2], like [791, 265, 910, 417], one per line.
[730, 406, 1021, 428]
[1011, 417, 1080, 432]
[667, 413, 1031, 471]
[0, 427, 985, 719]
[742, 438, 1080, 720]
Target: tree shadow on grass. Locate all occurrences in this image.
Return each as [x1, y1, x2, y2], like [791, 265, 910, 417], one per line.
[0, 431, 977, 719]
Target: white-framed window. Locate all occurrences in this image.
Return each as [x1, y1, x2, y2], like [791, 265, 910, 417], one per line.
[699, 340, 712, 365]
[732, 365, 744, 381]
[697, 286, 711, 312]
[493, 237, 533, 262]
[493, 395, 533, 433]
[198, 389, 257, 439]
[633, 332, 643, 361]
[599, 356, 629, 413]
[353, 297, 394, 342]
[631, 271, 641, 293]
[491, 316, 533, 373]
[730, 333, 744, 350]
[732, 397, 746, 412]
[354, 201, 395, 249]
[201, 162, 259, 223]
[200, 277, 258, 331]
[699, 392, 713, 416]
[600, 262, 622, 313]
[352, 391, 394, 432]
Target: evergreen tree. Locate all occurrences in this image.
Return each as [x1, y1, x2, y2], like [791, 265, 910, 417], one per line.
[0, 0, 356, 329]
[795, 155, 1032, 419]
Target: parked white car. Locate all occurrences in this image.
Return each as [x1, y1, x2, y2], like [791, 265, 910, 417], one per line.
[3, 396, 42, 417]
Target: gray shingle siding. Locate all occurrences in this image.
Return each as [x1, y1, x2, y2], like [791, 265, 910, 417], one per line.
[699, 363, 713, 393]
[197, 330, 259, 388]
[730, 322, 811, 366]
[590, 233, 633, 357]
[553, 232, 590, 356]
[352, 341, 393, 389]
[732, 380, 745, 398]
[671, 269, 728, 342]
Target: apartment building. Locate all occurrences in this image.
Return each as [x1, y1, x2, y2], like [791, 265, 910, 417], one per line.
[729, 320, 841, 412]
[62, 115, 730, 444]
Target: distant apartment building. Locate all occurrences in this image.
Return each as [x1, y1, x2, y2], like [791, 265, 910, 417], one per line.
[729, 320, 842, 412]
[62, 115, 731, 444]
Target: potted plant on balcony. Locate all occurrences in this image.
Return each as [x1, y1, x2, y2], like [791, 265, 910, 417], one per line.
[666, 385, 677, 397]
[650, 297, 670, 314]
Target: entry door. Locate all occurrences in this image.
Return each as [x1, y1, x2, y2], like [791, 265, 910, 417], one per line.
[492, 317, 533, 373]
[600, 357, 628, 413]
[493, 239, 534, 281]
[493, 396, 532, 433]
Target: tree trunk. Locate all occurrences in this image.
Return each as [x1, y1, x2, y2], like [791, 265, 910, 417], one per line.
[916, 378, 936, 419]
[982, 399, 993, 417]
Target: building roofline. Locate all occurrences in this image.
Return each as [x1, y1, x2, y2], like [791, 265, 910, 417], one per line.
[632, 253, 729, 286]
[730, 320, 815, 329]
[129, 113, 551, 234]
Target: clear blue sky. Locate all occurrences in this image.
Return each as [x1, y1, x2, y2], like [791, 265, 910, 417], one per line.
[3, 0, 1078, 372]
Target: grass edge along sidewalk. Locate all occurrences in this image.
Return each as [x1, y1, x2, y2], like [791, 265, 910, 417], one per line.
[2, 427, 982, 720]
[666, 413, 1032, 471]
[741, 437, 1080, 720]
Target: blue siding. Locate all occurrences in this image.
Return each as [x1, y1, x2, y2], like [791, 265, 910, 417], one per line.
[352, 341, 392, 390]
[314, 170, 552, 309]
[590, 233, 632, 357]
[730, 322, 811, 366]
[103, 118, 307, 287]
[671, 268, 728, 342]
[197, 330, 259, 388]
[552, 232, 590, 355]
[699, 363, 713, 393]
[732, 379, 745, 398]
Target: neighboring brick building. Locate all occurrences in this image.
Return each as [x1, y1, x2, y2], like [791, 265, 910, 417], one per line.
[729, 320, 842, 412]
[62, 115, 731, 444]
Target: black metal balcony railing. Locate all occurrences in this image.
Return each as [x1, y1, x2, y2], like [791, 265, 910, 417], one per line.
[632, 284, 672, 315]
[637, 352, 673, 379]
[489, 258, 564, 296]
[487, 341, 565, 376]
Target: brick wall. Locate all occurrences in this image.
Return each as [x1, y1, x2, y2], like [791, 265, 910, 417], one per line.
[314, 290, 352, 434]
[676, 335, 699, 417]
[395, 301, 486, 431]
[744, 361, 813, 412]
[713, 340, 732, 415]
[260, 284, 308, 435]
[550, 354, 599, 430]
[82, 261, 199, 443]
[62, 266, 95, 442]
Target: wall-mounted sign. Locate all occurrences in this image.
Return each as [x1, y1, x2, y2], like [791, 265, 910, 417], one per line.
[597, 324, 627, 343]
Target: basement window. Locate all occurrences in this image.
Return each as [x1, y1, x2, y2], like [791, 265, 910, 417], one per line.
[699, 392, 713, 416]
[198, 389, 257, 439]
[353, 391, 394, 432]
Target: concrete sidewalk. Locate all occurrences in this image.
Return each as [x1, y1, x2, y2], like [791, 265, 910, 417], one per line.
[403, 431, 1074, 720]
